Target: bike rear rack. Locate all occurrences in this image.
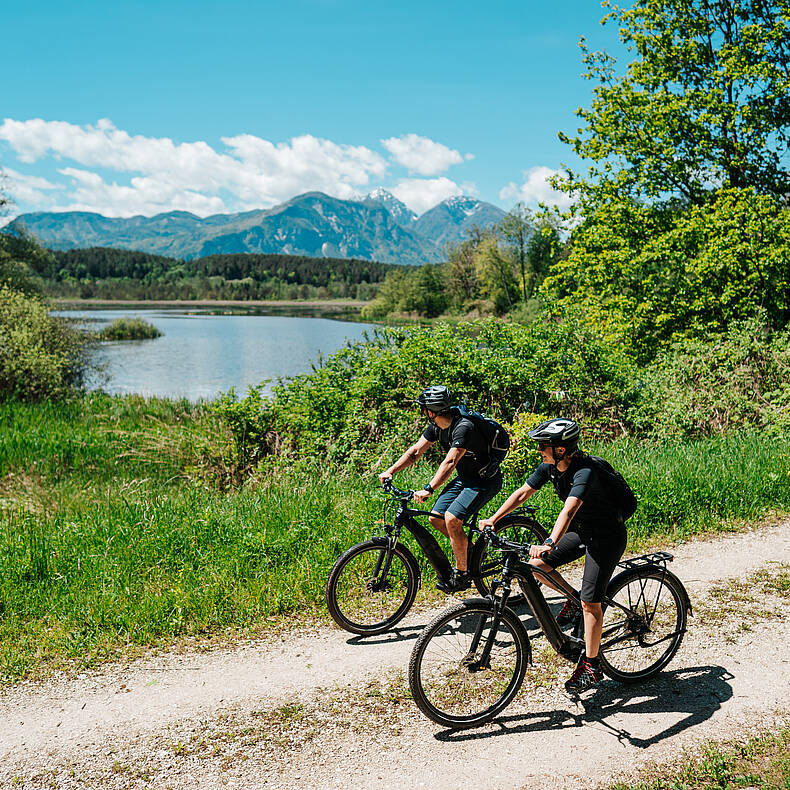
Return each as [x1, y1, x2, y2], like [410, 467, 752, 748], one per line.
[617, 550, 674, 571]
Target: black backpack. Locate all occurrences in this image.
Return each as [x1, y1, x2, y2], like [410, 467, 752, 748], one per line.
[587, 455, 638, 521]
[455, 404, 510, 479]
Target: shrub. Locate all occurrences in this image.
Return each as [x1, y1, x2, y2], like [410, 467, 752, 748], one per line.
[97, 317, 162, 341]
[628, 316, 790, 438]
[0, 285, 91, 401]
[218, 318, 637, 473]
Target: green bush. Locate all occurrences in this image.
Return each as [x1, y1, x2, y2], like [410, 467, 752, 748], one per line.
[630, 317, 790, 438]
[216, 318, 637, 472]
[97, 317, 162, 341]
[0, 285, 90, 401]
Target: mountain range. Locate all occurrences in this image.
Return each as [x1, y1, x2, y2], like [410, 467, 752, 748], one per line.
[6, 190, 506, 266]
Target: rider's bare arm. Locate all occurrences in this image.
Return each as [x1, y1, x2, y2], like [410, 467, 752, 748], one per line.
[379, 436, 433, 482]
[479, 483, 538, 528]
[427, 446, 466, 491]
[548, 496, 582, 544]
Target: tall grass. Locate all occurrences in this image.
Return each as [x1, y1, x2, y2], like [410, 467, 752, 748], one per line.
[0, 395, 788, 681]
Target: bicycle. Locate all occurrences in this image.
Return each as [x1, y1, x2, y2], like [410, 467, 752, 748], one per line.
[408, 526, 692, 730]
[325, 481, 547, 636]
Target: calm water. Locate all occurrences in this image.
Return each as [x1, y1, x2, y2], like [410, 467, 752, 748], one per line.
[55, 309, 376, 400]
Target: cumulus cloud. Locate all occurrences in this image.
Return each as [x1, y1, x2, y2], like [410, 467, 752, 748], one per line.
[381, 134, 466, 176]
[500, 166, 574, 211]
[390, 177, 465, 214]
[2, 167, 62, 211]
[0, 118, 391, 217]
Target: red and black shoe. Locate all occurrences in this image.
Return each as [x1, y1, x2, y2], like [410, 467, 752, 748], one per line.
[556, 598, 582, 627]
[564, 658, 602, 693]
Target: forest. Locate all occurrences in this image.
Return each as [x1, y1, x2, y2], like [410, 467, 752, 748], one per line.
[21, 244, 399, 301]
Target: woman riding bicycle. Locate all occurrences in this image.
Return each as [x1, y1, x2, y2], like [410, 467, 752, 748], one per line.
[480, 418, 629, 692]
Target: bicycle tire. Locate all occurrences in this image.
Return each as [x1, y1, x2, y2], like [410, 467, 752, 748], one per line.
[325, 539, 419, 636]
[599, 566, 688, 683]
[470, 515, 547, 604]
[409, 598, 530, 730]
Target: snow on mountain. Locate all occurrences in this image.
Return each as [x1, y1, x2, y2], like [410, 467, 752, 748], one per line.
[363, 188, 418, 227]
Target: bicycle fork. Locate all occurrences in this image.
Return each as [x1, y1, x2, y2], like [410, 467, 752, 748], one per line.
[465, 567, 516, 671]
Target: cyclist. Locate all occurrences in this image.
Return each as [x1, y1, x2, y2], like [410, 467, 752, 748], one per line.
[378, 385, 503, 593]
[479, 418, 628, 692]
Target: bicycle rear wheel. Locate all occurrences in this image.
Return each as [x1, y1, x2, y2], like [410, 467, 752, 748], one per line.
[470, 515, 547, 604]
[325, 540, 419, 636]
[599, 566, 688, 683]
[409, 599, 530, 730]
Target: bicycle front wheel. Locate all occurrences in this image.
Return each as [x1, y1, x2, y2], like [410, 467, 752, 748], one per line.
[599, 567, 688, 683]
[409, 599, 530, 730]
[325, 540, 419, 636]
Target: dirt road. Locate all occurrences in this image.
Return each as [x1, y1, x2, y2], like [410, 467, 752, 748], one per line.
[2, 523, 789, 789]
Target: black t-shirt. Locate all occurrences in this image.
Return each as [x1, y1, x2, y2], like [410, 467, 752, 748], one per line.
[422, 408, 492, 481]
[526, 454, 617, 530]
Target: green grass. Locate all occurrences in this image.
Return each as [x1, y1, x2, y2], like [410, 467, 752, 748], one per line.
[0, 394, 789, 682]
[604, 725, 790, 789]
[97, 317, 162, 341]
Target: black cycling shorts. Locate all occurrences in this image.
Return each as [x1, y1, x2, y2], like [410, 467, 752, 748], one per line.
[544, 524, 627, 603]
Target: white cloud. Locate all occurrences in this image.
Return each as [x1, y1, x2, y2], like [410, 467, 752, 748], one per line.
[381, 134, 466, 176]
[390, 177, 465, 214]
[0, 118, 390, 217]
[2, 167, 63, 212]
[500, 166, 574, 211]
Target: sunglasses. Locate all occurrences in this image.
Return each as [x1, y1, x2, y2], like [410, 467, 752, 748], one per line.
[537, 442, 551, 450]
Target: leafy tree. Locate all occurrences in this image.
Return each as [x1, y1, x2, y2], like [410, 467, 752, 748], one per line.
[525, 213, 563, 299]
[542, 187, 790, 360]
[474, 234, 519, 313]
[560, 0, 790, 205]
[498, 204, 535, 303]
[444, 238, 480, 306]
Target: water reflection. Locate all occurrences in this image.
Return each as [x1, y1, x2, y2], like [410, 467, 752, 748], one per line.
[55, 309, 376, 400]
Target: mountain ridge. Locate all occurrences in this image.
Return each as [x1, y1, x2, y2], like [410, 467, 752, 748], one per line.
[6, 190, 506, 265]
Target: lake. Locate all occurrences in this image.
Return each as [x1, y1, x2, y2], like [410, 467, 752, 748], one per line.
[55, 308, 377, 400]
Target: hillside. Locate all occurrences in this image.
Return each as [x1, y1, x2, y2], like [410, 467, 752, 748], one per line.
[6, 190, 506, 265]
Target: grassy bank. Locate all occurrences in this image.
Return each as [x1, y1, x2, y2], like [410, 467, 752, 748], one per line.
[1, 394, 789, 682]
[604, 725, 790, 790]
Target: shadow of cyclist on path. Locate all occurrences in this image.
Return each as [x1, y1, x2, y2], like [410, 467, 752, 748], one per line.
[435, 664, 733, 746]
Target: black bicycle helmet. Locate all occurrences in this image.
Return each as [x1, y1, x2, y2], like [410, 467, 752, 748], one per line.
[415, 385, 454, 414]
[527, 418, 581, 448]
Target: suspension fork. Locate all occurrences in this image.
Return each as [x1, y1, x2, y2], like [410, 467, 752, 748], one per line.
[369, 520, 403, 592]
[467, 566, 514, 670]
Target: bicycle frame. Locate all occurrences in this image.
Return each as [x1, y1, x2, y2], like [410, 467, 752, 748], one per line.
[480, 543, 683, 664]
[379, 499, 470, 583]
[376, 484, 537, 584]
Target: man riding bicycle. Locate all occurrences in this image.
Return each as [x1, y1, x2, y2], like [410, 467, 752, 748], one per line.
[480, 418, 629, 692]
[379, 386, 503, 593]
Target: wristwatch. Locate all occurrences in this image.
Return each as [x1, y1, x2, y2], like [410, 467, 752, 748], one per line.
[424, 482, 434, 493]
[543, 537, 555, 547]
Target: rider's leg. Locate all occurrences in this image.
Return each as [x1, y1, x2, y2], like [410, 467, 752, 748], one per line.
[529, 529, 586, 599]
[582, 602, 603, 657]
[428, 513, 450, 538]
[444, 512, 469, 571]
[578, 526, 627, 658]
[528, 557, 580, 598]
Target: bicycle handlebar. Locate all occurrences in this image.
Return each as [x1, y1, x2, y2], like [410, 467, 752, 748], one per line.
[381, 479, 415, 501]
[482, 524, 548, 558]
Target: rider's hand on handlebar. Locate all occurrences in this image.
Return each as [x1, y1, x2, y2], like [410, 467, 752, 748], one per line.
[378, 472, 393, 486]
[412, 488, 431, 503]
[478, 518, 496, 531]
[529, 543, 551, 560]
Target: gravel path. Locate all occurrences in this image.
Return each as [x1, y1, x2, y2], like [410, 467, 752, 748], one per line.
[1, 522, 789, 789]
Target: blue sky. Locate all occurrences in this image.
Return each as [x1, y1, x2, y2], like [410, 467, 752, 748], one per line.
[1, 0, 623, 221]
